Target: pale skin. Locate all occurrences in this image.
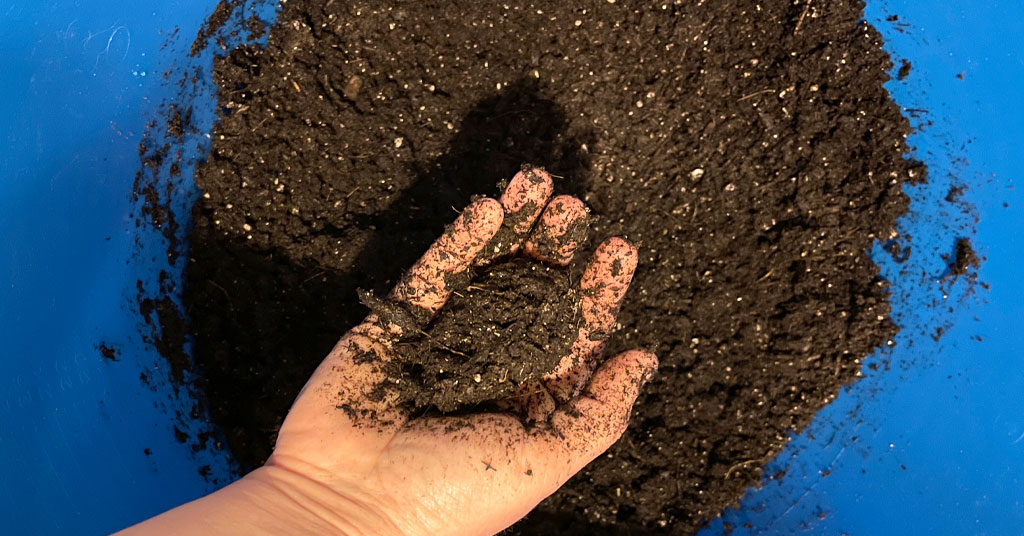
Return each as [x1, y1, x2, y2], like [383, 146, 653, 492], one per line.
[119, 168, 658, 536]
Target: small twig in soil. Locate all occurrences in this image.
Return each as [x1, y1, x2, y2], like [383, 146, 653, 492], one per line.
[300, 271, 325, 286]
[725, 459, 760, 479]
[738, 88, 777, 102]
[625, 436, 642, 460]
[251, 116, 270, 132]
[208, 280, 234, 311]
[794, 1, 812, 35]
[491, 109, 530, 120]
[437, 343, 471, 358]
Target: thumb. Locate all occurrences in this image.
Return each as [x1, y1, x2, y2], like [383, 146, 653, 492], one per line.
[548, 349, 658, 475]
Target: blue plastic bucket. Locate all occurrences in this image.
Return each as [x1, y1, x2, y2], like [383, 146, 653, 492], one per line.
[1, 1, 1021, 534]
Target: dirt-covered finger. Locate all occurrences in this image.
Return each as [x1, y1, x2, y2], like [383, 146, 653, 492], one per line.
[542, 349, 657, 472]
[476, 166, 553, 264]
[524, 195, 590, 266]
[543, 237, 638, 399]
[388, 197, 503, 321]
[577, 237, 638, 339]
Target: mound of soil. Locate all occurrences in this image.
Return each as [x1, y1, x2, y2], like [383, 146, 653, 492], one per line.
[171, 0, 917, 532]
[387, 258, 578, 412]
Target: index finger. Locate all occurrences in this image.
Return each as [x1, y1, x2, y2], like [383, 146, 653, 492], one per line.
[389, 197, 504, 318]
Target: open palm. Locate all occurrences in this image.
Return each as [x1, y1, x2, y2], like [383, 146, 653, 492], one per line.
[270, 168, 657, 536]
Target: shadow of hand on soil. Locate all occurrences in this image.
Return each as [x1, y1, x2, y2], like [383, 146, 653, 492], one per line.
[185, 79, 596, 471]
[346, 77, 596, 293]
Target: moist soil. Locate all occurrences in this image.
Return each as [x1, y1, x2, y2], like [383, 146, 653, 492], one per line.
[386, 258, 579, 413]
[176, 0, 916, 533]
[951, 237, 980, 276]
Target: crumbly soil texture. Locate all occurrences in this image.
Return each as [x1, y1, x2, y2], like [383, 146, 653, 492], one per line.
[385, 258, 578, 413]
[175, 0, 918, 533]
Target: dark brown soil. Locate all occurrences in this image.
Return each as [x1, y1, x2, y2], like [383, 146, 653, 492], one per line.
[96, 343, 120, 361]
[386, 258, 578, 413]
[952, 238, 980, 276]
[172, 0, 916, 532]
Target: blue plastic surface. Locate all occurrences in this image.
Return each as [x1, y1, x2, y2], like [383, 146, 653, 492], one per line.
[699, 2, 1024, 534]
[1, 2, 238, 533]
[1, 1, 1021, 535]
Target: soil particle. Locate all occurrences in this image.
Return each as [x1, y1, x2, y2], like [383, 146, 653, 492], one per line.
[247, 14, 266, 38]
[946, 184, 966, 203]
[898, 59, 912, 81]
[387, 258, 578, 413]
[137, 282, 190, 385]
[190, 0, 236, 56]
[97, 343, 120, 361]
[166, 0, 921, 532]
[952, 238, 980, 275]
[167, 106, 185, 140]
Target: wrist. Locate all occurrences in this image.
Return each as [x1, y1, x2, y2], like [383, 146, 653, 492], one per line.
[118, 464, 408, 536]
[237, 464, 409, 536]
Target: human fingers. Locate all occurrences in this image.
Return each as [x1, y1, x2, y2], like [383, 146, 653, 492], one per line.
[540, 349, 657, 474]
[284, 202, 502, 444]
[388, 197, 504, 321]
[476, 166, 553, 265]
[524, 195, 590, 266]
[543, 237, 638, 401]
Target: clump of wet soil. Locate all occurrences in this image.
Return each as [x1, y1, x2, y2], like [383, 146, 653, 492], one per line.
[155, 0, 924, 532]
[952, 237, 980, 275]
[386, 258, 578, 412]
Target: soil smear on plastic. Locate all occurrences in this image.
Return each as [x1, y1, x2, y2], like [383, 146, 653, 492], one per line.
[140, 0, 969, 533]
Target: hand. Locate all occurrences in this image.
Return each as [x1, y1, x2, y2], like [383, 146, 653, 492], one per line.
[120, 167, 656, 536]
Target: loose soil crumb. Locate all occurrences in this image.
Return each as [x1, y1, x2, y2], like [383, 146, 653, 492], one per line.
[952, 238, 980, 275]
[155, 0, 925, 532]
[387, 258, 578, 413]
[96, 343, 121, 361]
[137, 283, 190, 385]
[898, 59, 913, 81]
